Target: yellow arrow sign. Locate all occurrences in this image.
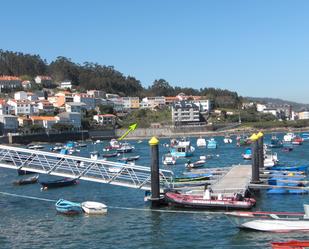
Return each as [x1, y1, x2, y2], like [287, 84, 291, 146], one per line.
[118, 123, 138, 141]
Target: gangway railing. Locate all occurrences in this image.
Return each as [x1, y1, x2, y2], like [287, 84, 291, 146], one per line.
[0, 145, 174, 191]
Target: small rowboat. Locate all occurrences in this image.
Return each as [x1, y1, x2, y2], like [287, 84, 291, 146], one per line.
[225, 204, 309, 232]
[174, 175, 211, 183]
[102, 152, 118, 158]
[40, 178, 78, 190]
[185, 160, 206, 169]
[165, 192, 256, 210]
[81, 201, 107, 214]
[55, 199, 82, 215]
[271, 240, 309, 248]
[118, 155, 140, 162]
[13, 175, 39, 185]
[17, 169, 36, 176]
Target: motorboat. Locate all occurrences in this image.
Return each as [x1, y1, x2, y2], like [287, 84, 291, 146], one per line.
[264, 150, 279, 167]
[223, 135, 233, 144]
[13, 175, 39, 185]
[40, 178, 78, 190]
[81, 201, 107, 214]
[271, 240, 309, 248]
[116, 142, 134, 153]
[269, 165, 308, 172]
[27, 144, 45, 150]
[196, 136, 207, 147]
[225, 204, 309, 232]
[165, 191, 256, 210]
[118, 155, 140, 162]
[162, 153, 176, 165]
[207, 138, 218, 149]
[170, 139, 195, 158]
[55, 199, 82, 215]
[185, 160, 206, 169]
[17, 169, 36, 175]
[109, 138, 121, 149]
[301, 133, 309, 141]
[283, 133, 296, 143]
[102, 152, 118, 158]
[51, 143, 64, 152]
[242, 148, 252, 160]
[269, 135, 283, 148]
[236, 135, 251, 146]
[292, 136, 303, 145]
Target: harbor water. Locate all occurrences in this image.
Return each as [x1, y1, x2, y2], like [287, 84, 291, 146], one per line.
[0, 133, 309, 248]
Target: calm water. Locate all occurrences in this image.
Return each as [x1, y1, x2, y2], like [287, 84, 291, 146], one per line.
[0, 133, 309, 249]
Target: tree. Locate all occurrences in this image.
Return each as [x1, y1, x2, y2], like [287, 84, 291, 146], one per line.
[51, 123, 73, 132]
[98, 104, 114, 114]
[147, 79, 174, 96]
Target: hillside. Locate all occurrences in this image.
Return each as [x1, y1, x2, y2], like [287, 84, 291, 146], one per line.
[245, 97, 309, 111]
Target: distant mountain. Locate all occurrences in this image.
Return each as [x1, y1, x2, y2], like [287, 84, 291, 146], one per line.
[245, 97, 309, 111]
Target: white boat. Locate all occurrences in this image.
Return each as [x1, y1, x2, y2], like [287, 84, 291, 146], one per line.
[225, 204, 309, 232]
[81, 201, 107, 214]
[28, 144, 45, 150]
[110, 138, 121, 149]
[283, 132, 296, 142]
[196, 137, 207, 147]
[162, 153, 176, 165]
[117, 142, 134, 153]
[223, 136, 233, 144]
[207, 138, 218, 149]
[170, 139, 195, 158]
[264, 149, 279, 167]
[90, 151, 106, 161]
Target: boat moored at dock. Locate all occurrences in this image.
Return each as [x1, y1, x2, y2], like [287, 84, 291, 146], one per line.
[40, 178, 78, 190]
[225, 205, 309, 232]
[165, 191, 256, 210]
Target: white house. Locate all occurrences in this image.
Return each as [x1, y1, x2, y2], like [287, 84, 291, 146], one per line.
[14, 91, 28, 100]
[59, 81, 72, 89]
[93, 114, 116, 126]
[192, 99, 212, 113]
[73, 93, 96, 110]
[7, 99, 32, 115]
[256, 104, 267, 112]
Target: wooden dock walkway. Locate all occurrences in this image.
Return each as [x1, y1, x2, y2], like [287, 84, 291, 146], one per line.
[211, 165, 251, 195]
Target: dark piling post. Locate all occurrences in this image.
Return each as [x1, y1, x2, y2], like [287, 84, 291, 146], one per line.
[149, 136, 161, 207]
[250, 133, 260, 184]
[257, 132, 264, 169]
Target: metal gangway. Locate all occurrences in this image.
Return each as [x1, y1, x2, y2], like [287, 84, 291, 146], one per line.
[0, 145, 174, 191]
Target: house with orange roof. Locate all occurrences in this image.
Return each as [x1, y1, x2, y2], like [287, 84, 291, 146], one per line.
[49, 91, 73, 107]
[29, 116, 58, 129]
[0, 76, 22, 91]
[37, 100, 55, 114]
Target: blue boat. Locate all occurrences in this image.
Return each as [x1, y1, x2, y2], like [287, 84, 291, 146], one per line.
[301, 133, 309, 141]
[55, 199, 83, 214]
[207, 138, 218, 149]
[270, 165, 308, 172]
[267, 188, 308, 194]
[242, 148, 252, 160]
[268, 135, 283, 148]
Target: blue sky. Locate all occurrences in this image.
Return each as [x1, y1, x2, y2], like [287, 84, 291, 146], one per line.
[1, 0, 309, 103]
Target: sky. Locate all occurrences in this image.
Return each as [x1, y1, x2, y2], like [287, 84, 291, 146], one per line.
[1, 0, 309, 103]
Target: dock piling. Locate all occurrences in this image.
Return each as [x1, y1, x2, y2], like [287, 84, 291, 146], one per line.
[149, 136, 161, 207]
[257, 132, 264, 169]
[250, 133, 261, 184]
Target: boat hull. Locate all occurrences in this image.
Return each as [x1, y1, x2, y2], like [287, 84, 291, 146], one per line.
[229, 217, 309, 232]
[81, 201, 107, 214]
[165, 192, 255, 210]
[40, 178, 78, 190]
